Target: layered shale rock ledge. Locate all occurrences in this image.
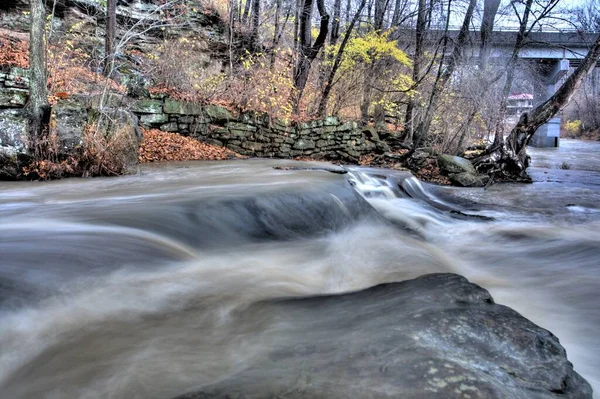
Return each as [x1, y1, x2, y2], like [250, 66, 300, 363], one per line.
[174, 274, 592, 399]
[0, 66, 29, 157]
[0, 75, 141, 179]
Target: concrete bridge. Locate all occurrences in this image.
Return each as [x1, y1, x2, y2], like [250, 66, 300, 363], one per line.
[486, 31, 597, 147]
[400, 29, 600, 147]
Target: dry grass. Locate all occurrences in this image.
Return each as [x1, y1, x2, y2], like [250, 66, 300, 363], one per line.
[23, 123, 138, 179]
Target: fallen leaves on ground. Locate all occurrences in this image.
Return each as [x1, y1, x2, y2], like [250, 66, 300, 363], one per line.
[0, 36, 28, 68]
[413, 158, 452, 185]
[138, 128, 244, 162]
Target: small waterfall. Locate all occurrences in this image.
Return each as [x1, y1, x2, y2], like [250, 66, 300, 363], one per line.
[345, 170, 403, 199]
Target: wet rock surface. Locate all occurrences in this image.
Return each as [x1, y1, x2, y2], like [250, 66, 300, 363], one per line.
[439, 155, 489, 187]
[175, 273, 592, 399]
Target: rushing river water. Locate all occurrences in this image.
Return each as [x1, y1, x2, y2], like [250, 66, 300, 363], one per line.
[0, 139, 599, 398]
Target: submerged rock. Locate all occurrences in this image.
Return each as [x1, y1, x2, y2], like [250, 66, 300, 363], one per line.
[175, 274, 592, 399]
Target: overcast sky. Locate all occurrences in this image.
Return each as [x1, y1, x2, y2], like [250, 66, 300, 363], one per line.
[442, 0, 596, 31]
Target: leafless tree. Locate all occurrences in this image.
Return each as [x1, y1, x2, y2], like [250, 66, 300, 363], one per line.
[408, 0, 477, 152]
[28, 0, 50, 148]
[292, 0, 329, 110]
[475, 34, 600, 181]
[318, 0, 368, 116]
[103, 0, 117, 77]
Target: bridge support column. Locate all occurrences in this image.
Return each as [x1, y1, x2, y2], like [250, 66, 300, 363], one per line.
[530, 59, 569, 148]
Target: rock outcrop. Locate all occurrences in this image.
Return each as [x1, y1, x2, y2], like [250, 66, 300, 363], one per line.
[0, 68, 141, 178]
[174, 273, 592, 399]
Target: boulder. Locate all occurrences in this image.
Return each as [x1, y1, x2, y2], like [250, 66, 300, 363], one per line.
[51, 99, 88, 151]
[293, 139, 316, 150]
[0, 109, 28, 156]
[362, 125, 380, 141]
[139, 113, 169, 126]
[205, 104, 234, 122]
[130, 99, 163, 114]
[164, 99, 203, 115]
[2, 67, 30, 89]
[70, 93, 129, 109]
[449, 171, 489, 187]
[0, 88, 28, 108]
[323, 116, 339, 126]
[0, 109, 29, 180]
[375, 139, 390, 154]
[118, 67, 152, 98]
[439, 154, 477, 174]
[174, 274, 592, 399]
[0, 153, 29, 180]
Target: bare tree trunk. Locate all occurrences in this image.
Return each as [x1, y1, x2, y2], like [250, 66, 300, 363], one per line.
[251, 0, 260, 45]
[242, 0, 251, 24]
[292, 0, 329, 112]
[426, 0, 434, 28]
[374, 0, 386, 30]
[292, 0, 301, 67]
[229, 0, 237, 71]
[345, 0, 351, 24]
[489, 0, 533, 149]
[331, 0, 341, 45]
[361, 71, 372, 121]
[475, 34, 600, 180]
[479, 0, 500, 71]
[28, 0, 51, 151]
[591, 69, 600, 128]
[318, 0, 367, 116]
[410, 0, 477, 151]
[103, 0, 117, 77]
[269, 0, 281, 67]
[391, 0, 403, 26]
[270, 1, 291, 69]
[402, 0, 427, 143]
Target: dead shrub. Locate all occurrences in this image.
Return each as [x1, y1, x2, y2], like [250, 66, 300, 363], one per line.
[77, 122, 138, 177]
[144, 37, 225, 103]
[23, 122, 138, 180]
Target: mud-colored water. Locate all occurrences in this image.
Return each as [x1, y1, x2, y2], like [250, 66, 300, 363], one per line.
[1, 140, 599, 398]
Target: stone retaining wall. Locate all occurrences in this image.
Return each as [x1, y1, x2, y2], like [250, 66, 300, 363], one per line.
[131, 98, 387, 161]
[0, 67, 387, 163]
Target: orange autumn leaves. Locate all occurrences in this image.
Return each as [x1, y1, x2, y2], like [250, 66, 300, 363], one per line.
[138, 128, 244, 163]
[0, 36, 28, 68]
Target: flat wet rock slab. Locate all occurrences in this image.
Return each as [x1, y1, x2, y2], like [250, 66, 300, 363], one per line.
[175, 274, 592, 399]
